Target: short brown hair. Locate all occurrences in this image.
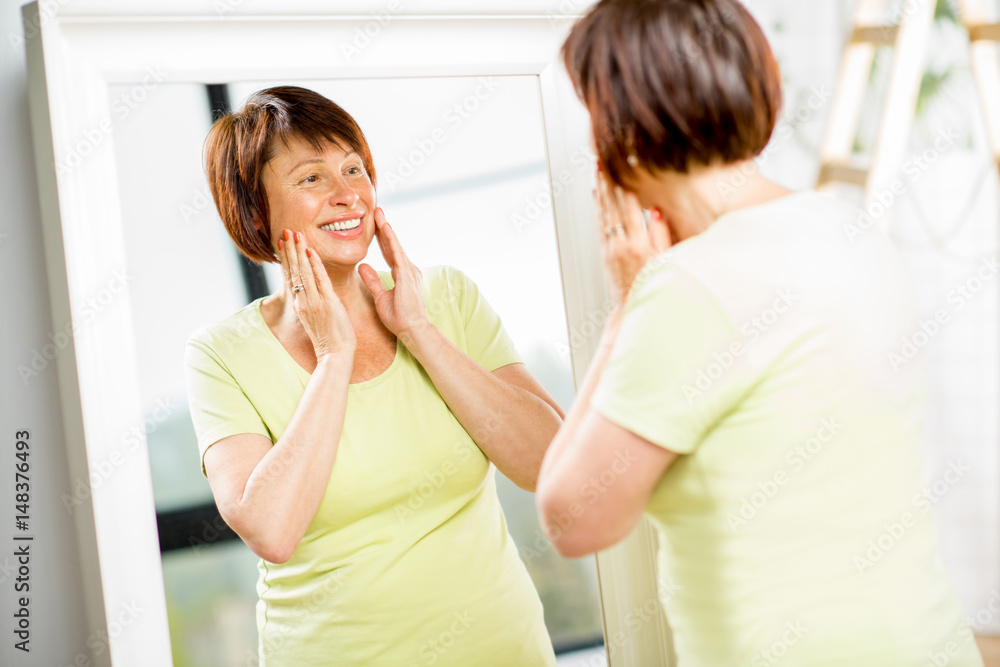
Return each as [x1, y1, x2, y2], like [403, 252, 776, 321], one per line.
[562, 0, 782, 188]
[203, 86, 377, 264]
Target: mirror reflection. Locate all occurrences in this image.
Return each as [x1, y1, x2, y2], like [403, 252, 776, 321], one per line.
[110, 76, 603, 665]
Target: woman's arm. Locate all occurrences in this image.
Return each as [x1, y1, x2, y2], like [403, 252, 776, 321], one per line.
[536, 175, 679, 556]
[400, 323, 564, 492]
[358, 208, 564, 492]
[205, 230, 356, 564]
[205, 354, 353, 563]
[535, 311, 677, 557]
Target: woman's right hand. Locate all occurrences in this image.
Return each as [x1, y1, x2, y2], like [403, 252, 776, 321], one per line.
[279, 229, 357, 361]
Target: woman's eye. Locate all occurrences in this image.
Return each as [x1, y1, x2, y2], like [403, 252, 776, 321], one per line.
[346, 166, 361, 175]
[303, 175, 318, 184]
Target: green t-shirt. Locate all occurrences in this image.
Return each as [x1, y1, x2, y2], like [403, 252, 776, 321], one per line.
[591, 191, 982, 667]
[183, 265, 557, 667]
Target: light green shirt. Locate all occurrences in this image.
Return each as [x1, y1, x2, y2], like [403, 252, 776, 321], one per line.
[591, 191, 982, 667]
[183, 266, 557, 667]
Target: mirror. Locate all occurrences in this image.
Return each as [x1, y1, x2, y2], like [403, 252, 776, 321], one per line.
[24, 3, 673, 665]
[110, 75, 603, 664]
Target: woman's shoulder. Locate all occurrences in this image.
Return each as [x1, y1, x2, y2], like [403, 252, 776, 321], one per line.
[411, 264, 475, 296]
[185, 298, 269, 358]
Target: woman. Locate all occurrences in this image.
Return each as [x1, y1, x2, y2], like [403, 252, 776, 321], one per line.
[536, 1, 983, 666]
[182, 85, 563, 666]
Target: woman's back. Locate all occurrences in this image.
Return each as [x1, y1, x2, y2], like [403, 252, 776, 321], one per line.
[591, 190, 981, 666]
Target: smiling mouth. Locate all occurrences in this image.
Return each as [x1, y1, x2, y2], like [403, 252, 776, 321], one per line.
[319, 217, 362, 232]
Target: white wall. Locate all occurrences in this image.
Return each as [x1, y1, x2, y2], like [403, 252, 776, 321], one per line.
[0, 1, 93, 665]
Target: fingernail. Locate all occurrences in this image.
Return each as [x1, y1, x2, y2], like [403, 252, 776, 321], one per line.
[283, 229, 290, 241]
[295, 232, 302, 243]
[306, 248, 312, 258]
[278, 239, 283, 251]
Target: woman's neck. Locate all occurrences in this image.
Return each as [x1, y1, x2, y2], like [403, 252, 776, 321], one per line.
[271, 264, 374, 325]
[653, 161, 795, 242]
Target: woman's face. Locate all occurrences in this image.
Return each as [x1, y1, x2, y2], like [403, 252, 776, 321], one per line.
[260, 134, 376, 269]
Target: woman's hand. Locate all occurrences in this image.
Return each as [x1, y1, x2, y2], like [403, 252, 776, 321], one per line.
[358, 208, 429, 339]
[280, 229, 357, 361]
[596, 172, 673, 308]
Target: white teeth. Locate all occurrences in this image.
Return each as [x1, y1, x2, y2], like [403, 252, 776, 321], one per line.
[320, 217, 362, 232]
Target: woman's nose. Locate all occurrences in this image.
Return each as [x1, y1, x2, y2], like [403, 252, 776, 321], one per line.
[327, 176, 359, 207]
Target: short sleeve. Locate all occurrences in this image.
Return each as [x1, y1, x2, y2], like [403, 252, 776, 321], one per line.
[590, 265, 754, 454]
[183, 336, 272, 478]
[450, 267, 523, 372]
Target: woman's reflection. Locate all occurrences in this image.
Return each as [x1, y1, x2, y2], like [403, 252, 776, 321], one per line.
[182, 85, 564, 666]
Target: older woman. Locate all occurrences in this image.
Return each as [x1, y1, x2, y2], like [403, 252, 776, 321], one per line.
[182, 85, 562, 666]
[536, 1, 983, 666]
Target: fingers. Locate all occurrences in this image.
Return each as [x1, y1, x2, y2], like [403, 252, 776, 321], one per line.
[284, 230, 302, 294]
[647, 209, 673, 253]
[374, 208, 410, 273]
[305, 244, 332, 299]
[357, 263, 387, 300]
[596, 172, 627, 247]
[293, 232, 321, 300]
[371, 209, 391, 266]
[619, 190, 645, 240]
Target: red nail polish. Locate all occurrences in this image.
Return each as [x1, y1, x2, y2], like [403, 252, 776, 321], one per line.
[283, 229, 290, 241]
[278, 239, 283, 251]
[306, 248, 312, 258]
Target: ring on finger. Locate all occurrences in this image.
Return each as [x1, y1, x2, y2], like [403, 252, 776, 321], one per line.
[604, 225, 625, 238]
[292, 283, 305, 293]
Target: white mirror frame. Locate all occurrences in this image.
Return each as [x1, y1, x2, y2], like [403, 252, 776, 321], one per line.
[23, 1, 674, 664]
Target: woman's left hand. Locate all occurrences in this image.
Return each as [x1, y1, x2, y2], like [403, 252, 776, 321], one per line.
[596, 172, 672, 309]
[358, 207, 429, 338]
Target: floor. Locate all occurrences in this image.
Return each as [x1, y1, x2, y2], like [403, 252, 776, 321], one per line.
[556, 637, 1000, 666]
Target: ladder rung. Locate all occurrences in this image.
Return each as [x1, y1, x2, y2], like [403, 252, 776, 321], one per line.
[817, 163, 869, 187]
[967, 23, 1000, 42]
[850, 25, 899, 46]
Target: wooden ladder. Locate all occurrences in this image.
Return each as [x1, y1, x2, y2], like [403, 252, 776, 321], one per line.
[816, 0, 1000, 205]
